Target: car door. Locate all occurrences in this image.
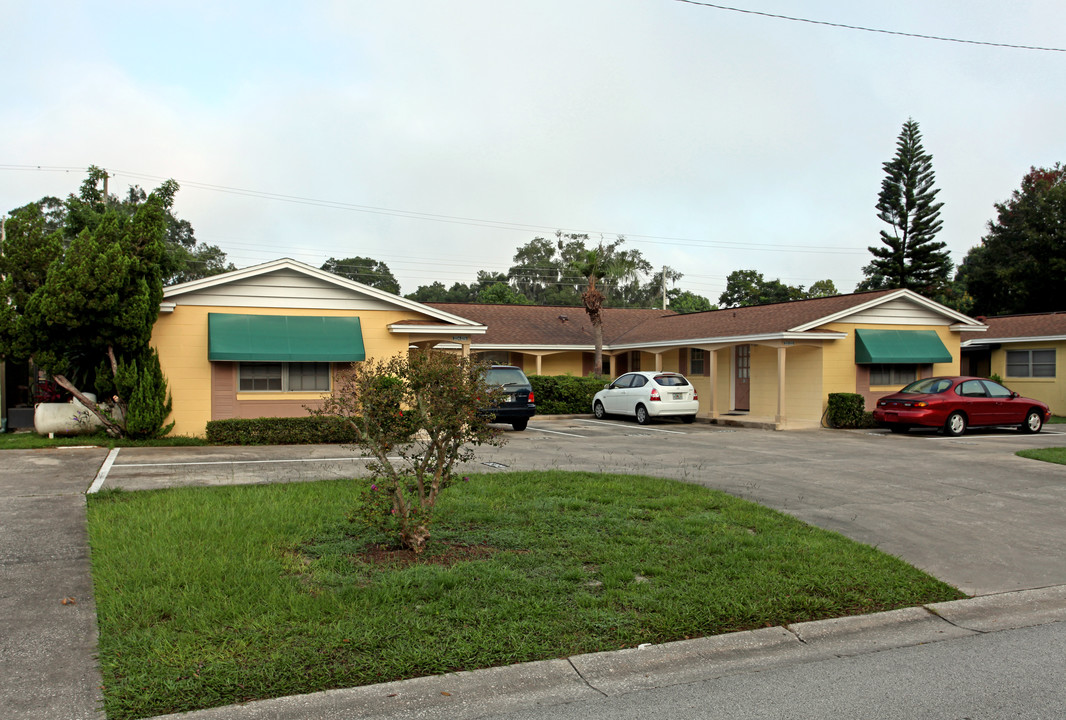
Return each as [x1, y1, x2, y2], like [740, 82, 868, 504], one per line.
[981, 379, 1023, 425]
[627, 374, 649, 415]
[955, 379, 993, 426]
[602, 374, 633, 413]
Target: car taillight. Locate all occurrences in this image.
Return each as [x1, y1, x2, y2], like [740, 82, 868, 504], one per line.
[913, 401, 927, 408]
[649, 388, 661, 401]
[528, 390, 534, 403]
[693, 390, 698, 401]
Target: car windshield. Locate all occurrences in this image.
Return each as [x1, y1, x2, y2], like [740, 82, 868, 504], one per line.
[485, 367, 529, 387]
[653, 374, 689, 387]
[899, 378, 952, 394]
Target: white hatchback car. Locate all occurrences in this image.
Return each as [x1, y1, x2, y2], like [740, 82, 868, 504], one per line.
[592, 371, 699, 425]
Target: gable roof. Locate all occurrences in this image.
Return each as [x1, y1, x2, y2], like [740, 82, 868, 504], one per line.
[434, 289, 982, 351]
[961, 311, 1066, 345]
[162, 258, 485, 331]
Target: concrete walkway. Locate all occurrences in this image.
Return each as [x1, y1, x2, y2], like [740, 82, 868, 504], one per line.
[0, 447, 108, 720]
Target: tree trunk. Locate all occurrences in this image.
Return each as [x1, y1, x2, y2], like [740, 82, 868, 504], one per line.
[50, 374, 125, 438]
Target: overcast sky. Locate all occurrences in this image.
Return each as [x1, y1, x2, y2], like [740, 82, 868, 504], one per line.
[2, 1, 1064, 303]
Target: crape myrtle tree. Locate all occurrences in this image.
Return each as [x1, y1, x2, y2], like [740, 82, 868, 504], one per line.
[0, 168, 176, 438]
[859, 119, 952, 294]
[956, 164, 1066, 316]
[315, 350, 506, 553]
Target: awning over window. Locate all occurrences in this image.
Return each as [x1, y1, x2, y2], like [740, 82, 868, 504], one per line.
[208, 314, 365, 362]
[854, 329, 952, 364]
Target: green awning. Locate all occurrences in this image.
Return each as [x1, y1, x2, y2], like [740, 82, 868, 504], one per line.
[208, 314, 365, 362]
[854, 329, 952, 364]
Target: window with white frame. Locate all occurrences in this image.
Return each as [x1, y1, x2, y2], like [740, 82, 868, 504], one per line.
[239, 362, 331, 392]
[690, 348, 705, 375]
[1006, 349, 1056, 378]
[869, 364, 917, 386]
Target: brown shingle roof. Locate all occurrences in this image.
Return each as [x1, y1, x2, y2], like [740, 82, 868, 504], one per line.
[962, 312, 1066, 340]
[429, 290, 927, 348]
[425, 303, 673, 346]
[612, 290, 903, 345]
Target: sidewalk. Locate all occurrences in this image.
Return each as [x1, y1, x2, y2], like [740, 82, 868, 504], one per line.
[0, 447, 108, 720]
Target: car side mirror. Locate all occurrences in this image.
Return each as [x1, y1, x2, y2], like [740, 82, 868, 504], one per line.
[604, 383, 612, 389]
[1011, 391, 1019, 399]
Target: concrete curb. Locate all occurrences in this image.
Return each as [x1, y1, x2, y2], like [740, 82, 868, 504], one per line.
[147, 586, 1066, 720]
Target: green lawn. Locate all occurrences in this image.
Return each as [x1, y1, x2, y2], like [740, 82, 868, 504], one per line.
[1017, 447, 1066, 464]
[88, 471, 964, 720]
[0, 431, 208, 450]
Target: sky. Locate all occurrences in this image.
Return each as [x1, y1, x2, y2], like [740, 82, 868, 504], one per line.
[2, 1, 1064, 304]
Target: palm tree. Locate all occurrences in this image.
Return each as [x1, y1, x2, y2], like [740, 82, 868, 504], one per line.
[559, 233, 641, 375]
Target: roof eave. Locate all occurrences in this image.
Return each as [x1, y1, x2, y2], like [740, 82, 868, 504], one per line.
[789, 289, 983, 332]
[163, 258, 482, 327]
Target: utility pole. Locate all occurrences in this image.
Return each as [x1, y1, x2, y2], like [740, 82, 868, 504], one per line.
[662, 265, 667, 310]
[102, 171, 109, 203]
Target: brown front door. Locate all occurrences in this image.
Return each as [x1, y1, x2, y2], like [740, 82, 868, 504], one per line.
[734, 344, 750, 411]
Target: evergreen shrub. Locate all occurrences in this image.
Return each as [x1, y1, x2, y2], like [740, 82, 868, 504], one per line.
[529, 374, 608, 414]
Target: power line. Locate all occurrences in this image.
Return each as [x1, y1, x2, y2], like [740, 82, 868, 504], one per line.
[0, 164, 868, 257]
[673, 0, 1066, 53]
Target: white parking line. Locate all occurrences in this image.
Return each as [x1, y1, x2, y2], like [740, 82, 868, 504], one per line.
[576, 419, 688, 435]
[88, 448, 120, 494]
[526, 426, 588, 438]
[924, 430, 1066, 441]
[114, 456, 400, 468]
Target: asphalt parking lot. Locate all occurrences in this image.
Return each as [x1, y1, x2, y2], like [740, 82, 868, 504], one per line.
[97, 418, 1066, 597]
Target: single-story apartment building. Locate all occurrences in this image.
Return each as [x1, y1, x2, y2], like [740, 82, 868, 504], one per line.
[961, 312, 1066, 415]
[147, 258, 988, 436]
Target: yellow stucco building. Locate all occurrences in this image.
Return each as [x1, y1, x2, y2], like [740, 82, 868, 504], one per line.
[152, 259, 988, 436]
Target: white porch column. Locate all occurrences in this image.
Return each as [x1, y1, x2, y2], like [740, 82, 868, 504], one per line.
[707, 348, 718, 420]
[535, 354, 543, 375]
[654, 352, 663, 372]
[776, 345, 787, 427]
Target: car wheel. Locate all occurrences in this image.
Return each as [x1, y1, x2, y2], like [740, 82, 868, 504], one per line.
[889, 425, 909, 434]
[943, 411, 967, 437]
[511, 419, 528, 431]
[1021, 410, 1043, 434]
[593, 401, 606, 419]
[681, 414, 696, 424]
[635, 404, 650, 425]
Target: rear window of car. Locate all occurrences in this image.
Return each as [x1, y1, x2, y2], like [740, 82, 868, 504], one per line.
[900, 378, 951, 394]
[653, 374, 689, 387]
[485, 367, 529, 387]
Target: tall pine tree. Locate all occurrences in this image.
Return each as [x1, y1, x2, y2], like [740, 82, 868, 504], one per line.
[859, 119, 952, 294]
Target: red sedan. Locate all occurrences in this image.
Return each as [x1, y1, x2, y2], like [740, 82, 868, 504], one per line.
[872, 376, 1051, 436]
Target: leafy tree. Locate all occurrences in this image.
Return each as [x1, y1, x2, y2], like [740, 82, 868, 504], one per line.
[1, 169, 176, 437]
[806, 279, 839, 298]
[667, 289, 716, 314]
[508, 236, 561, 304]
[321, 256, 401, 295]
[315, 351, 506, 553]
[718, 270, 805, 307]
[477, 282, 532, 305]
[956, 164, 1066, 315]
[859, 119, 952, 293]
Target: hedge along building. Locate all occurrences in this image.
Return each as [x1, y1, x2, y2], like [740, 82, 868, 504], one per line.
[431, 289, 985, 429]
[960, 312, 1066, 415]
[152, 259, 486, 437]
